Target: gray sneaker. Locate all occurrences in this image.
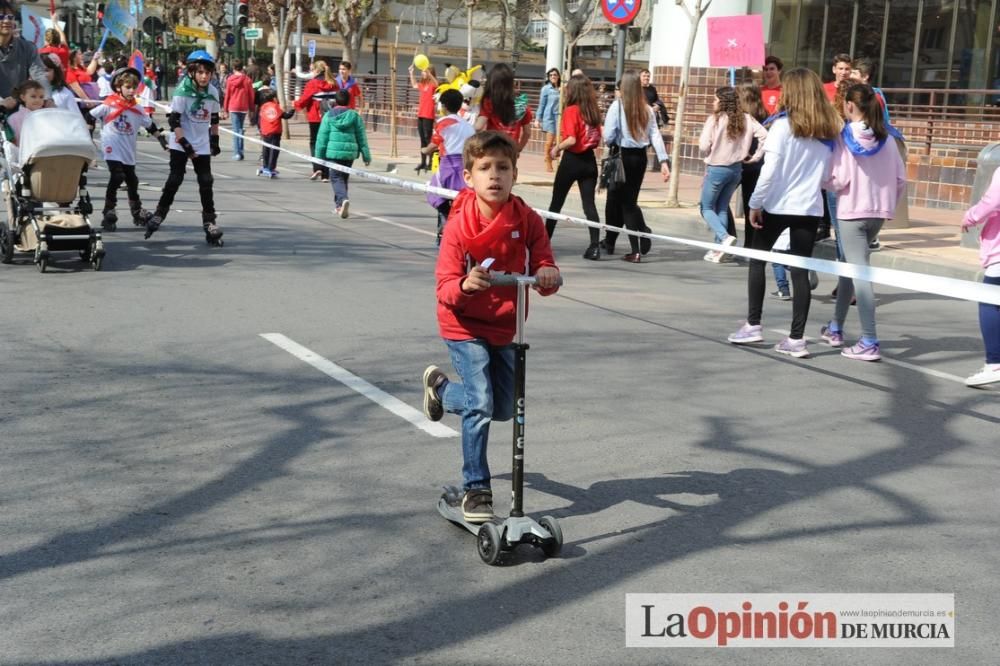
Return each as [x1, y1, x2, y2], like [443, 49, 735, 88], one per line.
[422, 365, 448, 421]
[462, 488, 494, 523]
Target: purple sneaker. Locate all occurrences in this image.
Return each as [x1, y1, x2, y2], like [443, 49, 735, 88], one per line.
[728, 322, 763, 345]
[774, 336, 810, 358]
[820, 323, 844, 348]
[841, 340, 881, 361]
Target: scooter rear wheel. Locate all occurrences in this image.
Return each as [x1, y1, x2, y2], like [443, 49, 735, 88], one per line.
[477, 522, 503, 565]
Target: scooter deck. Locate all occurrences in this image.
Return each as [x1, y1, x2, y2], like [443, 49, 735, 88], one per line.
[437, 485, 500, 535]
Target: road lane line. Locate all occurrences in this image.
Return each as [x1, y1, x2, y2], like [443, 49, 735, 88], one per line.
[260, 333, 457, 438]
[352, 211, 437, 237]
[767, 329, 966, 384]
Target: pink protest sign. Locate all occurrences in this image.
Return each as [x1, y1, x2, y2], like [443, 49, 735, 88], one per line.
[707, 15, 765, 68]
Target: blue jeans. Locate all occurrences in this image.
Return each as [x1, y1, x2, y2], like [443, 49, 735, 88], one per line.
[329, 159, 354, 207]
[772, 259, 789, 292]
[230, 112, 246, 158]
[441, 339, 516, 491]
[982, 274, 1000, 364]
[825, 190, 844, 261]
[700, 163, 742, 243]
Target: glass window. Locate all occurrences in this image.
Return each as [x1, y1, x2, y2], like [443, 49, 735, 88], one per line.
[769, 0, 801, 66]
[954, 0, 994, 106]
[915, 2, 957, 94]
[817, 1, 856, 79]
[851, 0, 887, 63]
[880, 0, 920, 94]
[796, 0, 827, 74]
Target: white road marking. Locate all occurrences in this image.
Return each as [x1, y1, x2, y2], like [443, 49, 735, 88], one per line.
[352, 211, 437, 237]
[260, 333, 457, 438]
[768, 329, 966, 384]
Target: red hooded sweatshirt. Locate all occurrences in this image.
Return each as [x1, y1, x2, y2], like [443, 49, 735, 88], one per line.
[435, 188, 558, 345]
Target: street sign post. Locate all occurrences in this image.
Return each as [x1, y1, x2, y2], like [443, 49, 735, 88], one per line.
[174, 24, 212, 40]
[243, 27, 262, 41]
[600, 0, 641, 82]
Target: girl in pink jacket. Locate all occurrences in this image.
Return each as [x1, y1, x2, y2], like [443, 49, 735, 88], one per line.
[820, 83, 906, 362]
[961, 168, 1000, 387]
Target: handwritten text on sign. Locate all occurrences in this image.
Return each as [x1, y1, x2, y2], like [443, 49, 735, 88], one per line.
[706, 15, 765, 68]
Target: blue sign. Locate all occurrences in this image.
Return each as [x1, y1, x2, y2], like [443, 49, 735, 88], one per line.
[225, 32, 236, 46]
[601, 0, 641, 26]
[308, 39, 316, 58]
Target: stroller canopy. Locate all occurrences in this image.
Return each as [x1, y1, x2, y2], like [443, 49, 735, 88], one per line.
[19, 109, 98, 164]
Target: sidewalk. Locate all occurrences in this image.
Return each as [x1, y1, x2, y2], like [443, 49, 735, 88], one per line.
[271, 118, 984, 282]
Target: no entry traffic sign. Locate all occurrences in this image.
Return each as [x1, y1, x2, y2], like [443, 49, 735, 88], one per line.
[601, 0, 641, 26]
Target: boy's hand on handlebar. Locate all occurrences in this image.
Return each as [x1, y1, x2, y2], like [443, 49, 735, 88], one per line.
[533, 266, 560, 291]
[461, 265, 491, 293]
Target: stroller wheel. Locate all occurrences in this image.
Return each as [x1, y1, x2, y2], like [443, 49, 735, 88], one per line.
[0, 222, 13, 264]
[92, 254, 103, 271]
[37, 256, 47, 273]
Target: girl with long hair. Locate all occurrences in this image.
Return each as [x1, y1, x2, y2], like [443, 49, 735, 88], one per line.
[42, 56, 76, 112]
[410, 62, 439, 173]
[737, 82, 769, 248]
[728, 68, 841, 357]
[698, 85, 767, 262]
[536, 67, 561, 171]
[545, 74, 603, 259]
[599, 70, 670, 262]
[475, 63, 533, 152]
[294, 60, 338, 181]
[819, 83, 906, 361]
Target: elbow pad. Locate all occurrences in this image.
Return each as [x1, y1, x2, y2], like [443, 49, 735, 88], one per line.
[210, 112, 220, 126]
[168, 112, 182, 130]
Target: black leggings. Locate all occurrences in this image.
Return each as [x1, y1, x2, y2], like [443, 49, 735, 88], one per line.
[156, 149, 216, 224]
[417, 117, 434, 168]
[747, 211, 820, 339]
[309, 121, 327, 178]
[104, 160, 142, 215]
[603, 147, 648, 254]
[262, 133, 282, 172]
[546, 149, 600, 244]
[740, 160, 762, 248]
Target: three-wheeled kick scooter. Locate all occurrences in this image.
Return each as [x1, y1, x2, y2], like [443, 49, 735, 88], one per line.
[437, 271, 564, 565]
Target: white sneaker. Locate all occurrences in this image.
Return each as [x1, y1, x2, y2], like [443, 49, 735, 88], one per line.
[722, 235, 738, 247]
[775, 336, 810, 358]
[703, 250, 722, 263]
[965, 364, 1000, 387]
[339, 200, 350, 218]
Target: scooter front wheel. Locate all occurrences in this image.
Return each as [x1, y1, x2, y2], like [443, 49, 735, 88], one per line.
[539, 516, 563, 557]
[477, 522, 503, 565]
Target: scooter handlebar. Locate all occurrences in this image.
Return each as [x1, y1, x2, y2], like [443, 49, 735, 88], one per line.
[489, 272, 564, 287]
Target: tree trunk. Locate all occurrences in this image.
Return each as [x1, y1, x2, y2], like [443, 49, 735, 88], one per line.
[343, 31, 361, 68]
[665, 9, 701, 207]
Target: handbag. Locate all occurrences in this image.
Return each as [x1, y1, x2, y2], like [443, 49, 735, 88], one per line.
[599, 102, 627, 191]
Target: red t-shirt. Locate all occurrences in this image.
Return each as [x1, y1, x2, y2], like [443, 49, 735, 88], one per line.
[479, 99, 533, 143]
[823, 81, 839, 102]
[417, 80, 437, 119]
[761, 85, 781, 115]
[560, 104, 601, 153]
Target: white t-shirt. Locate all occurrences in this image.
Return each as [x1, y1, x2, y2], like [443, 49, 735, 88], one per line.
[748, 117, 834, 217]
[50, 86, 78, 112]
[97, 72, 113, 98]
[90, 103, 153, 165]
[167, 85, 220, 156]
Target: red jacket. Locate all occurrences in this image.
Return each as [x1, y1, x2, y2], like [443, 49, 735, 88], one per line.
[295, 78, 337, 122]
[435, 189, 558, 345]
[258, 101, 285, 135]
[224, 72, 255, 113]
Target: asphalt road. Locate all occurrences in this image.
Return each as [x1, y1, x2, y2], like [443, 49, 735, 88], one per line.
[1, 139, 997, 665]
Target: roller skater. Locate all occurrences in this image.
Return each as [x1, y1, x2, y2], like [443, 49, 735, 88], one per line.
[146, 50, 223, 245]
[90, 67, 168, 231]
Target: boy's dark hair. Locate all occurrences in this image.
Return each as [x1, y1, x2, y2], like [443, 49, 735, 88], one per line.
[113, 71, 139, 90]
[439, 89, 464, 114]
[0, 0, 14, 15]
[832, 53, 852, 66]
[259, 87, 277, 103]
[13, 80, 44, 100]
[340, 61, 353, 70]
[232, 59, 244, 72]
[852, 57, 875, 80]
[764, 55, 784, 70]
[335, 89, 350, 106]
[463, 130, 518, 172]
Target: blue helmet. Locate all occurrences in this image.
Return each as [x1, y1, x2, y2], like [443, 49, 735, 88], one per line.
[186, 50, 216, 70]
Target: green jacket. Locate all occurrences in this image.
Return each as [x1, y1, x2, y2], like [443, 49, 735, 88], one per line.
[315, 107, 371, 163]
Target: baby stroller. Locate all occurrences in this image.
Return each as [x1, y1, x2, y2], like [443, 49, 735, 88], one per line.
[0, 108, 103, 272]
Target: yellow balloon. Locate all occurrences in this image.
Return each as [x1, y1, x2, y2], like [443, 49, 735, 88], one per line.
[413, 54, 430, 71]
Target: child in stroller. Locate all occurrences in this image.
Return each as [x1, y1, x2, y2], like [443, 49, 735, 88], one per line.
[0, 107, 103, 271]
